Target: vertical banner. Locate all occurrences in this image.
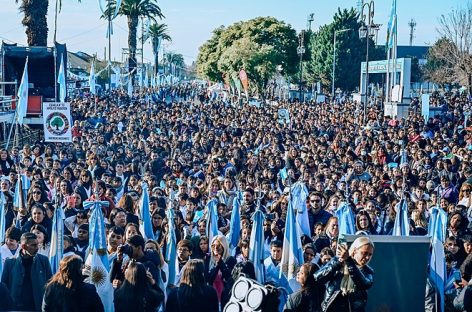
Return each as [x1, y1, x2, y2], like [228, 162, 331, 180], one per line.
[421, 94, 430, 122]
[239, 69, 249, 98]
[43, 102, 72, 142]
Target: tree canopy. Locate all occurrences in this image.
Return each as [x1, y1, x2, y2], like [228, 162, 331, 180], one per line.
[305, 8, 383, 92]
[196, 17, 298, 95]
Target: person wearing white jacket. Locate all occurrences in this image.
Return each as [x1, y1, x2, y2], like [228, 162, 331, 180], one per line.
[0, 226, 22, 265]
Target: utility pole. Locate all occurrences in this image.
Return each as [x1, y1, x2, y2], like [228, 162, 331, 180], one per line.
[297, 30, 305, 103]
[408, 19, 416, 46]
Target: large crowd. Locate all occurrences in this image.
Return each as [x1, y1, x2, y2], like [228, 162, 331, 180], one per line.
[0, 84, 471, 312]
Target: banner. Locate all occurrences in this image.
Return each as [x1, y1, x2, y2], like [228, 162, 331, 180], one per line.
[43, 102, 72, 142]
[239, 69, 249, 99]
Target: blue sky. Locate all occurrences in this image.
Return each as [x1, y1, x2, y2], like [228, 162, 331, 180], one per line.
[0, 0, 467, 65]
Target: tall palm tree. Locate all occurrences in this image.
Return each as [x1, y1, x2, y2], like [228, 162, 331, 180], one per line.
[148, 23, 171, 76]
[16, 0, 49, 46]
[106, 0, 164, 76]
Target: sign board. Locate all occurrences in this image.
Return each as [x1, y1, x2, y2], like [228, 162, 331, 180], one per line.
[277, 108, 290, 125]
[345, 235, 430, 312]
[421, 94, 430, 122]
[43, 102, 72, 142]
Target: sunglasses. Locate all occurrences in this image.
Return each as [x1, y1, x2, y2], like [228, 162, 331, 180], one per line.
[33, 191, 42, 195]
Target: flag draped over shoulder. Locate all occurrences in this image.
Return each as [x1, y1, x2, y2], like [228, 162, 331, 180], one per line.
[17, 57, 29, 125]
[165, 208, 178, 286]
[335, 202, 356, 235]
[227, 192, 241, 250]
[291, 182, 310, 237]
[206, 199, 219, 244]
[249, 209, 265, 284]
[49, 205, 65, 274]
[138, 183, 155, 240]
[280, 198, 303, 293]
[83, 199, 113, 312]
[393, 198, 410, 236]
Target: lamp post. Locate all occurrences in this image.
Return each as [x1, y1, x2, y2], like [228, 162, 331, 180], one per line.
[331, 28, 351, 98]
[359, 0, 380, 124]
[297, 30, 305, 103]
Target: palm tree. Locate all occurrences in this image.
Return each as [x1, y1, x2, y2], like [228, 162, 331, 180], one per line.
[148, 23, 171, 76]
[106, 0, 164, 76]
[16, 0, 49, 46]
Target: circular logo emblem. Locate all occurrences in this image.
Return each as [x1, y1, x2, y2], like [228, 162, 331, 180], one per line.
[45, 112, 69, 136]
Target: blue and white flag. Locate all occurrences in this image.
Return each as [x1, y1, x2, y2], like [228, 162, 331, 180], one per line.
[57, 54, 67, 102]
[280, 199, 303, 293]
[393, 198, 410, 236]
[165, 208, 178, 286]
[428, 206, 448, 244]
[13, 174, 29, 210]
[83, 200, 110, 269]
[127, 77, 133, 97]
[249, 209, 266, 284]
[83, 199, 113, 312]
[17, 57, 29, 125]
[291, 182, 310, 237]
[335, 202, 356, 235]
[49, 205, 65, 274]
[279, 167, 288, 182]
[206, 199, 219, 244]
[226, 192, 241, 250]
[386, 0, 397, 49]
[430, 237, 445, 312]
[89, 61, 96, 95]
[151, 74, 156, 88]
[138, 183, 154, 240]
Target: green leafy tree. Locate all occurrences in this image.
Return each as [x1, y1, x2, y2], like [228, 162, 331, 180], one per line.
[306, 8, 383, 92]
[422, 38, 456, 87]
[148, 23, 171, 76]
[196, 17, 298, 97]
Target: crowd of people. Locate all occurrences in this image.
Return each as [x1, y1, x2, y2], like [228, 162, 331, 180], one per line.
[0, 85, 471, 312]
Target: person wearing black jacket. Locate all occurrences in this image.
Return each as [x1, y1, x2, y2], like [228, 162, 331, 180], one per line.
[114, 261, 162, 312]
[207, 235, 237, 306]
[314, 236, 375, 312]
[110, 234, 165, 303]
[42, 255, 103, 312]
[166, 259, 218, 312]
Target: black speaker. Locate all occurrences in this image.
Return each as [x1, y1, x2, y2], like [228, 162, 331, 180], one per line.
[223, 277, 279, 312]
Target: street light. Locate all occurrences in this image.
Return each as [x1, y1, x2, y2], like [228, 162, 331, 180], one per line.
[359, 0, 380, 124]
[297, 30, 306, 103]
[331, 28, 351, 98]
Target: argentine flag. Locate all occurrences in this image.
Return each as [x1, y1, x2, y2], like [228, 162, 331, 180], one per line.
[291, 182, 310, 237]
[138, 182, 155, 240]
[249, 209, 266, 283]
[57, 54, 67, 102]
[226, 192, 241, 250]
[280, 199, 303, 292]
[0, 192, 6, 244]
[335, 202, 356, 235]
[17, 57, 28, 125]
[84, 199, 113, 312]
[393, 198, 410, 236]
[165, 208, 178, 286]
[89, 61, 96, 95]
[49, 205, 65, 274]
[206, 199, 219, 244]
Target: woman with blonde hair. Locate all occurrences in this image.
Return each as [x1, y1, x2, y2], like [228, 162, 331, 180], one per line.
[314, 236, 375, 312]
[207, 235, 237, 307]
